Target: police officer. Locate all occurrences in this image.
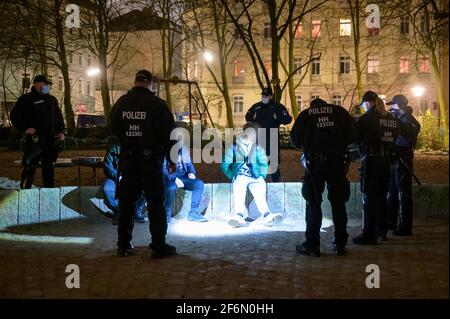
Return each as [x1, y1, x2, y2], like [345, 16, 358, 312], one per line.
[111, 70, 176, 258]
[246, 87, 292, 182]
[290, 98, 356, 256]
[353, 91, 399, 245]
[10, 75, 65, 188]
[385, 95, 421, 236]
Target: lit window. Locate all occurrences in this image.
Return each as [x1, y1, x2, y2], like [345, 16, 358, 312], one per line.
[311, 58, 320, 75]
[332, 95, 342, 106]
[233, 60, 245, 77]
[194, 61, 199, 79]
[264, 60, 272, 78]
[399, 55, 410, 73]
[264, 23, 271, 39]
[233, 95, 244, 113]
[294, 23, 303, 38]
[311, 20, 321, 38]
[368, 55, 379, 73]
[418, 55, 430, 73]
[340, 19, 351, 36]
[293, 58, 302, 75]
[340, 56, 350, 74]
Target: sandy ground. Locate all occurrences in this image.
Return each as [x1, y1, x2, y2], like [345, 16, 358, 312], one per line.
[0, 149, 448, 187]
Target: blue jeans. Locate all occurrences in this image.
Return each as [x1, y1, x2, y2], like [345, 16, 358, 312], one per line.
[165, 176, 204, 219]
[102, 178, 146, 216]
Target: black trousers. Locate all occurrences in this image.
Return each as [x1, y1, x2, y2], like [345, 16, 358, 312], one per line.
[386, 156, 414, 232]
[301, 157, 350, 248]
[21, 137, 58, 189]
[117, 155, 167, 249]
[360, 156, 391, 239]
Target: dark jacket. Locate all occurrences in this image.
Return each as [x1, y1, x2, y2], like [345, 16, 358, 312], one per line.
[162, 145, 196, 181]
[245, 100, 292, 156]
[290, 98, 356, 156]
[10, 87, 65, 137]
[389, 106, 421, 152]
[110, 86, 175, 158]
[356, 108, 399, 155]
[103, 144, 121, 181]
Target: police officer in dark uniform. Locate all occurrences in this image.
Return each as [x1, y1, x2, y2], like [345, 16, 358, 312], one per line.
[246, 87, 292, 182]
[385, 95, 421, 236]
[353, 91, 399, 245]
[290, 98, 356, 256]
[10, 75, 65, 188]
[110, 70, 176, 258]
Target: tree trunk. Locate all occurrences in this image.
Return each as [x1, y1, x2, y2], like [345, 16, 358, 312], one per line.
[99, 53, 111, 125]
[54, 0, 75, 133]
[287, 19, 299, 118]
[431, 51, 449, 147]
[352, 0, 363, 100]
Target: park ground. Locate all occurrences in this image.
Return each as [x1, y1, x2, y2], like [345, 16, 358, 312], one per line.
[0, 150, 448, 186]
[0, 215, 448, 298]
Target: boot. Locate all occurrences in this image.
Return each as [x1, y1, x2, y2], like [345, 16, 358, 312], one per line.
[296, 242, 321, 257]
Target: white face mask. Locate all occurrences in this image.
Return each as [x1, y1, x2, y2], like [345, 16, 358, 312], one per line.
[361, 101, 371, 112]
[390, 103, 400, 110]
[261, 96, 270, 104]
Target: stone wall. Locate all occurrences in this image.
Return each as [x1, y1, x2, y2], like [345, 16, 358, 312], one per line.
[0, 183, 448, 229]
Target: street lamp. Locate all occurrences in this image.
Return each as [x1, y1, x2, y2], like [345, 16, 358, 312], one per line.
[86, 68, 100, 77]
[203, 50, 213, 64]
[412, 85, 425, 97]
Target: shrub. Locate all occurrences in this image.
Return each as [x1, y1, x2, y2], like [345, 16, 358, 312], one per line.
[416, 110, 447, 151]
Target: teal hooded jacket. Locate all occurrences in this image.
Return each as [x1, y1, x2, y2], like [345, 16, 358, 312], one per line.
[221, 140, 269, 181]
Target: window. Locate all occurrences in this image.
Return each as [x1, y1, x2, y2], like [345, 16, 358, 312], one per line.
[233, 95, 244, 113]
[233, 60, 245, 77]
[78, 53, 82, 65]
[58, 76, 63, 91]
[263, 23, 271, 40]
[194, 61, 199, 79]
[48, 75, 53, 88]
[294, 23, 303, 38]
[235, 26, 242, 40]
[311, 95, 320, 101]
[400, 16, 409, 34]
[418, 55, 430, 73]
[296, 95, 302, 109]
[340, 19, 351, 36]
[332, 95, 342, 106]
[311, 20, 321, 38]
[367, 55, 380, 73]
[419, 14, 428, 34]
[311, 57, 320, 75]
[399, 55, 410, 73]
[86, 81, 91, 95]
[87, 55, 91, 66]
[293, 58, 302, 75]
[78, 80, 82, 94]
[69, 54, 73, 64]
[340, 56, 351, 74]
[264, 60, 272, 78]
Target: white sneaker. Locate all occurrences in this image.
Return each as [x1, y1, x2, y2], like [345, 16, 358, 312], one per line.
[263, 212, 283, 226]
[227, 213, 247, 227]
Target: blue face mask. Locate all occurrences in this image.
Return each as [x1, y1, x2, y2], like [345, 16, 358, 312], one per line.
[41, 85, 50, 95]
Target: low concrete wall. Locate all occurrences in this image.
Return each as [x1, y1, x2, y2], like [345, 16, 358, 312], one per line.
[0, 183, 448, 229]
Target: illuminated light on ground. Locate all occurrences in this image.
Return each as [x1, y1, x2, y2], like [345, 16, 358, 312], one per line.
[168, 218, 333, 238]
[0, 233, 94, 244]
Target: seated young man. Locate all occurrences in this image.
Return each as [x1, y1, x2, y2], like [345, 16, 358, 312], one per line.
[163, 144, 207, 223]
[221, 122, 283, 227]
[102, 144, 146, 225]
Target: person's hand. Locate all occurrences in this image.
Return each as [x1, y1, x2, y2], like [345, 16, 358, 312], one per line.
[175, 177, 184, 188]
[188, 173, 196, 180]
[56, 132, 65, 141]
[25, 128, 36, 135]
